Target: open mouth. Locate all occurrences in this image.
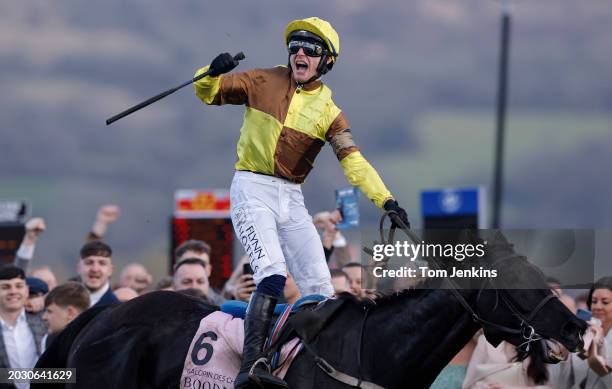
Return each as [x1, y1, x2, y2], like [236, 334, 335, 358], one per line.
[295, 60, 308, 71]
[543, 339, 569, 363]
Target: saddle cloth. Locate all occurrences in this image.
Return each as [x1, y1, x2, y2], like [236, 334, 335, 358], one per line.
[180, 311, 301, 389]
[220, 294, 327, 319]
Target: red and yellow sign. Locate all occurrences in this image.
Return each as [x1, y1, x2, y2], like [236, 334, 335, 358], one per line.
[174, 190, 230, 217]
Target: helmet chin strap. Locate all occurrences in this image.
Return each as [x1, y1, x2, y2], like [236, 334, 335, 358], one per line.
[301, 73, 321, 86]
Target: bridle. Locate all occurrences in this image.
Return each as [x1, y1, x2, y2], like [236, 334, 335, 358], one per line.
[370, 211, 557, 354]
[475, 255, 557, 353]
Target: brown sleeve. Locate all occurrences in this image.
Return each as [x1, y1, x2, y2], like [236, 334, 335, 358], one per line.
[326, 112, 359, 161]
[212, 72, 251, 105]
[212, 69, 266, 106]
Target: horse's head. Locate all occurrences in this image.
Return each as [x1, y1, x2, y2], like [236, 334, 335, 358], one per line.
[474, 232, 587, 363]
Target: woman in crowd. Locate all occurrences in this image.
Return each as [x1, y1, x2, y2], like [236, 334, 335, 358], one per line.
[561, 276, 612, 389]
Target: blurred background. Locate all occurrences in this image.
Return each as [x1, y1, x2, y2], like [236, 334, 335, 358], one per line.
[1, 0, 610, 281]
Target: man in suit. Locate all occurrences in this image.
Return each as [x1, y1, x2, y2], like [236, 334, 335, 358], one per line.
[77, 241, 119, 307]
[0, 265, 47, 389]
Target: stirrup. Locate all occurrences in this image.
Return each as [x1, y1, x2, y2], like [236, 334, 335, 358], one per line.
[248, 357, 288, 389]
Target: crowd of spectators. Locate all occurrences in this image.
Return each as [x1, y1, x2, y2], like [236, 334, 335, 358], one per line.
[1, 204, 611, 389]
[0, 204, 365, 385]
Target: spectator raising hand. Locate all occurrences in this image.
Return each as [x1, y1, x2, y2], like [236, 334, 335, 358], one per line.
[23, 217, 46, 245]
[89, 204, 121, 240]
[14, 217, 46, 272]
[328, 209, 343, 225]
[313, 211, 339, 250]
[313, 209, 350, 266]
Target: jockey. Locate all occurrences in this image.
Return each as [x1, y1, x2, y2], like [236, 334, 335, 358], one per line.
[193, 17, 410, 388]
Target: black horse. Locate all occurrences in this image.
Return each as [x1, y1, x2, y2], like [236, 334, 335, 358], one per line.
[35, 231, 586, 389]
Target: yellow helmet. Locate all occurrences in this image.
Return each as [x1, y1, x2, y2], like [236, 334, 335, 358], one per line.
[285, 17, 340, 73]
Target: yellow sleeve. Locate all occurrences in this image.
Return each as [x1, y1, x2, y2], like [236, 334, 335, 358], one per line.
[326, 111, 393, 208]
[339, 151, 393, 209]
[193, 65, 221, 105]
[193, 66, 251, 106]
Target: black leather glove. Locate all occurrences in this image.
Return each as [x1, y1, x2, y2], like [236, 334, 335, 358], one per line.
[209, 53, 239, 77]
[383, 199, 411, 229]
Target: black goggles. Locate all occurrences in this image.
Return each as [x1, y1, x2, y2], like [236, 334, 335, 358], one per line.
[287, 40, 326, 57]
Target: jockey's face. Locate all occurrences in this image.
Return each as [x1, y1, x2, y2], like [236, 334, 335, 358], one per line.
[173, 263, 209, 296]
[78, 255, 113, 293]
[289, 47, 324, 84]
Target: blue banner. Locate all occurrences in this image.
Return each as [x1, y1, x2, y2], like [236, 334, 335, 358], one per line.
[421, 188, 480, 217]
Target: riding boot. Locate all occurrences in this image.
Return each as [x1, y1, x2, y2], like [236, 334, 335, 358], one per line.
[234, 292, 288, 389]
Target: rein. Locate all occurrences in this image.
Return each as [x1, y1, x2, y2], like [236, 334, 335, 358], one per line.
[298, 304, 383, 389]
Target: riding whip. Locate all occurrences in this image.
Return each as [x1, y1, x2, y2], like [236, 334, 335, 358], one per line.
[105, 52, 246, 125]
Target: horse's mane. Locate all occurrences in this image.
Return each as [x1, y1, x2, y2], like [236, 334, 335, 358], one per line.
[370, 288, 427, 306]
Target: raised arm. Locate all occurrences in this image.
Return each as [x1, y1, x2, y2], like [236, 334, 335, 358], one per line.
[87, 204, 121, 242]
[14, 217, 46, 272]
[193, 53, 252, 106]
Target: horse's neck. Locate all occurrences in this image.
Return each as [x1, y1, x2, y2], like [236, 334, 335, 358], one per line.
[365, 288, 478, 387]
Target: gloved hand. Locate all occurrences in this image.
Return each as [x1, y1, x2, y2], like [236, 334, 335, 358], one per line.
[383, 199, 411, 229]
[209, 52, 239, 77]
